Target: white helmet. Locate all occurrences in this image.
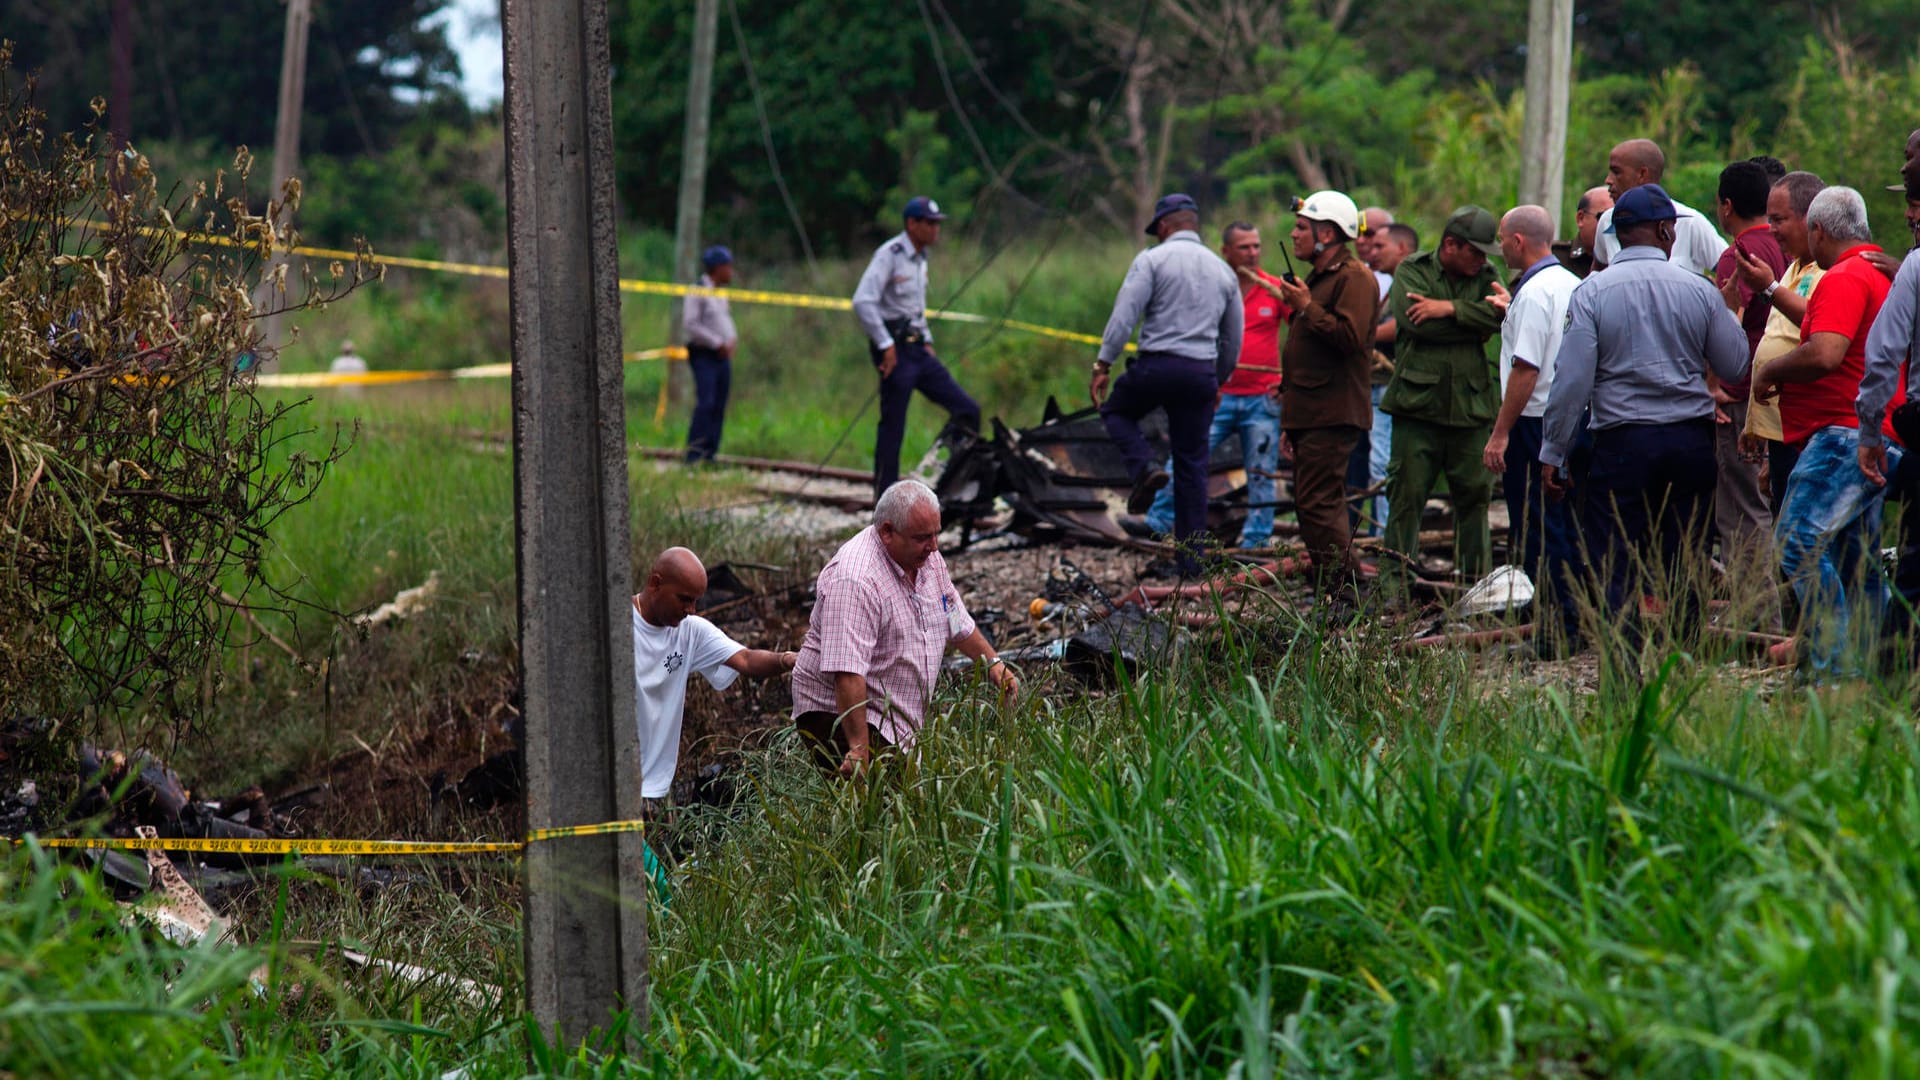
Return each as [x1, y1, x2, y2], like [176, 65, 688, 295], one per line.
[1293, 190, 1360, 240]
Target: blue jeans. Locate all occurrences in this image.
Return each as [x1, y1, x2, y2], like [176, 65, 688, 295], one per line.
[1367, 385, 1391, 533]
[1775, 425, 1902, 677]
[1344, 384, 1392, 535]
[685, 347, 731, 462]
[1144, 390, 1281, 546]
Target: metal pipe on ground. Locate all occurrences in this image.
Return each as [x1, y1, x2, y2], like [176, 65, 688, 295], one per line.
[1396, 623, 1534, 653]
[632, 446, 874, 483]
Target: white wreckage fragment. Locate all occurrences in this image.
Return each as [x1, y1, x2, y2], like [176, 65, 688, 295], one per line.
[118, 825, 271, 995]
[355, 570, 441, 629]
[1454, 565, 1535, 620]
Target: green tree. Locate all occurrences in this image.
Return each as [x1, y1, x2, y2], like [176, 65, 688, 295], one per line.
[608, 0, 1097, 254]
[6, 0, 467, 157]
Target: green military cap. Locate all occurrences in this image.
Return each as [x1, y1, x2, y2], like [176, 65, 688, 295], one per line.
[1443, 205, 1501, 257]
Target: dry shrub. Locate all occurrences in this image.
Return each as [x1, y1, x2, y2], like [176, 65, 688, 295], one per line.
[0, 44, 377, 738]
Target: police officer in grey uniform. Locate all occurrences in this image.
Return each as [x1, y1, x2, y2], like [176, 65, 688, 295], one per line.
[852, 196, 981, 497]
[1090, 193, 1243, 574]
[1540, 183, 1750, 654]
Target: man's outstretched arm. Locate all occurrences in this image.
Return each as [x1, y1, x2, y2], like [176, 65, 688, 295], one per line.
[724, 648, 798, 678]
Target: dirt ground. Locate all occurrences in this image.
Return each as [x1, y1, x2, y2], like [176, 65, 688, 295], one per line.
[232, 494, 1788, 845]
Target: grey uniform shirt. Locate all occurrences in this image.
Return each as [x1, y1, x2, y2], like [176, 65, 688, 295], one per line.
[1857, 250, 1920, 449]
[852, 232, 930, 351]
[683, 273, 737, 351]
[1540, 244, 1751, 468]
[1096, 230, 1244, 377]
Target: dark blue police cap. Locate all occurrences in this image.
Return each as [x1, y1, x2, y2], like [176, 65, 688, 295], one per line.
[701, 245, 733, 270]
[1607, 184, 1678, 232]
[903, 196, 948, 221]
[1146, 193, 1199, 234]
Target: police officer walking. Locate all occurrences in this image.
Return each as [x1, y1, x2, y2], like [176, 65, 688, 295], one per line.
[1090, 194, 1243, 575]
[852, 197, 982, 497]
[1541, 184, 1750, 654]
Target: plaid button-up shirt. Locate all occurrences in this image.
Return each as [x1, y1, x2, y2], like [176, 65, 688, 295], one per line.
[790, 526, 975, 747]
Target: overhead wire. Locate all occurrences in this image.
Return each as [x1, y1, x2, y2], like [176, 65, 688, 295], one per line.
[723, 0, 823, 285]
[724, 0, 1159, 493]
[912, 0, 1049, 217]
[938, 0, 1256, 370]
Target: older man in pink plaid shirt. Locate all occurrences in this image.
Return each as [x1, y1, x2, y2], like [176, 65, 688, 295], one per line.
[792, 480, 1018, 775]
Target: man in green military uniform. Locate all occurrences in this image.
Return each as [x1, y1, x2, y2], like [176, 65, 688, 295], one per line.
[1379, 206, 1505, 592]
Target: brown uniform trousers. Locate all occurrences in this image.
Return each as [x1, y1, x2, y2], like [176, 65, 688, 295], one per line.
[1277, 252, 1380, 598]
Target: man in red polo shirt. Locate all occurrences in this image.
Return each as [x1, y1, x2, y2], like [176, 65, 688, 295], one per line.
[1754, 185, 1905, 676]
[1130, 221, 1291, 548]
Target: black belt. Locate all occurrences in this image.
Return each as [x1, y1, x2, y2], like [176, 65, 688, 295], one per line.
[883, 317, 927, 347]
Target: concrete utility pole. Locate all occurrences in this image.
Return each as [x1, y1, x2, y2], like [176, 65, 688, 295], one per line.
[666, 0, 720, 407]
[263, 0, 311, 357]
[502, 0, 650, 1043]
[1518, 0, 1574, 233]
[108, 0, 132, 194]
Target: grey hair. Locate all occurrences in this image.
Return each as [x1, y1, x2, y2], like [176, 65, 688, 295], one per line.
[1775, 171, 1825, 217]
[874, 479, 940, 529]
[1807, 185, 1872, 243]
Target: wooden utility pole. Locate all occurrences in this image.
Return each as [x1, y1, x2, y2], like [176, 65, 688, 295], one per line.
[1518, 0, 1574, 233]
[263, 0, 311, 357]
[502, 0, 649, 1043]
[666, 0, 720, 407]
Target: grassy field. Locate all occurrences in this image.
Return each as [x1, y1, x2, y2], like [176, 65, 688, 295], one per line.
[15, 230, 1920, 1077]
[270, 227, 1245, 468]
[14, 587, 1920, 1074]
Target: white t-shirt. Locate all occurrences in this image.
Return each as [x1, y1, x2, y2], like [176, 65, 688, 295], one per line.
[1592, 196, 1726, 276]
[633, 608, 743, 798]
[1500, 262, 1582, 418]
[1372, 269, 1393, 301]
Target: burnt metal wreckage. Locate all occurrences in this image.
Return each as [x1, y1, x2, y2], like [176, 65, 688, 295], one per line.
[932, 396, 1271, 549]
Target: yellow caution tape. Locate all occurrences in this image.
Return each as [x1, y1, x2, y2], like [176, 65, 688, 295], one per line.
[74, 216, 1122, 352]
[252, 347, 688, 388]
[11, 817, 646, 857]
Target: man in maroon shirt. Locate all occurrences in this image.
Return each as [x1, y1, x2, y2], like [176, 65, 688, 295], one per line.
[1754, 186, 1903, 676]
[1711, 161, 1787, 587]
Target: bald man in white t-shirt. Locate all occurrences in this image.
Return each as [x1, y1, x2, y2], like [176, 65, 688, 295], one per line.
[631, 547, 795, 811]
[1591, 139, 1726, 274]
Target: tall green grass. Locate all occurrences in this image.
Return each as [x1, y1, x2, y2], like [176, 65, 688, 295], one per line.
[23, 616, 1920, 1075]
[620, 635, 1920, 1077]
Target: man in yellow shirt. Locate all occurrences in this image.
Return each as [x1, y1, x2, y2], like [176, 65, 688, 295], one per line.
[1733, 171, 1827, 514]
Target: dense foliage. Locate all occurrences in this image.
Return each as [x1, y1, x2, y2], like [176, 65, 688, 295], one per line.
[5, 0, 466, 157]
[0, 54, 373, 728]
[610, 0, 1920, 254]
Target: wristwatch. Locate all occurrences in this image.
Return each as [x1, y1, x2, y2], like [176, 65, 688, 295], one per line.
[1763, 279, 1781, 299]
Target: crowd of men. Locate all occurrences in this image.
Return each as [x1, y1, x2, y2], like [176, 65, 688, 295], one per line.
[642, 130, 1920, 798]
[1081, 134, 1920, 677]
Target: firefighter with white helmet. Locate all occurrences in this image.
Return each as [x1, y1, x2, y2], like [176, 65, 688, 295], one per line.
[1293, 190, 1361, 243]
[1273, 190, 1381, 606]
